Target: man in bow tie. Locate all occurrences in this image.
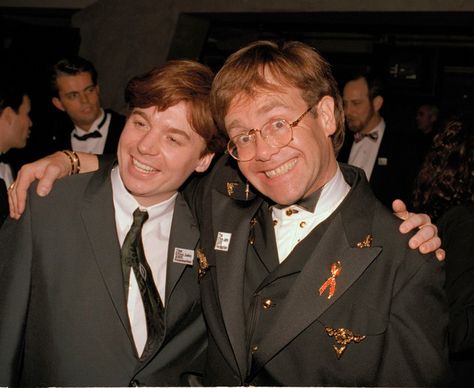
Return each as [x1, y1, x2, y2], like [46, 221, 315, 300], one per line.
[49, 56, 126, 155]
[188, 40, 449, 386]
[338, 72, 418, 207]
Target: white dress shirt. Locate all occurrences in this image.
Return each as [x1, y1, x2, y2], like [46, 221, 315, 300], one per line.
[272, 166, 350, 263]
[71, 109, 111, 154]
[348, 118, 385, 180]
[111, 167, 177, 355]
[0, 156, 13, 188]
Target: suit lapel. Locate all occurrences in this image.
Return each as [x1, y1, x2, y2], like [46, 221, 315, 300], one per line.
[251, 166, 381, 375]
[212, 187, 263, 378]
[165, 193, 199, 305]
[80, 166, 133, 343]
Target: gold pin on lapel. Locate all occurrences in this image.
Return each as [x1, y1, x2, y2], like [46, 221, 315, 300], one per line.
[197, 248, 209, 281]
[226, 182, 238, 197]
[356, 234, 373, 248]
[325, 327, 366, 359]
[319, 261, 342, 299]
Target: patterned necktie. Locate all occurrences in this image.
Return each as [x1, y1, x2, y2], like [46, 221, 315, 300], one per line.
[73, 130, 102, 141]
[121, 208, 164, 360]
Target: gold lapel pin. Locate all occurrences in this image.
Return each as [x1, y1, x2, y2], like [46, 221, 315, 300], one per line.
[226, 182, 239, 197]
[325, 327, 366, 359]
[319, 261, 342, 299]
[356, 234, 373, 248]
[197, 248, 209, 281]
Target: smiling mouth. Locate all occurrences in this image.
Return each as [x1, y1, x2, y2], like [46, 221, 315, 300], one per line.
[132, 157, 157, 174]
[265, 159, 297, 178]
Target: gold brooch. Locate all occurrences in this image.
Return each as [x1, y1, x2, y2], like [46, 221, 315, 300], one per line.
[325, 327, 366, 359]
[356, 234, 373, 248]
[319, 261, 342, 299]
[197, 249, 209, 281]
[226, 182, 238, 197]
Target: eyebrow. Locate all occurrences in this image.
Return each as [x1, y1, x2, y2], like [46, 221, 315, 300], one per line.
[63, 84, 96, 96]
[227, 100, 290, 129]
[131, 109, 192, 140]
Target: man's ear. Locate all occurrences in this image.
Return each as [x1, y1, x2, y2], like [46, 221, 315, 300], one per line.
[316, 96, 337, 136]
[373, 95, 384, 113]
[195, 152, 215, 173]
[52, 97, 65, 112]
[0, 106, 15, 125]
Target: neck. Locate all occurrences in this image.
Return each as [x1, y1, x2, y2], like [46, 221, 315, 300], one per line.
[361, 114, 382, 135]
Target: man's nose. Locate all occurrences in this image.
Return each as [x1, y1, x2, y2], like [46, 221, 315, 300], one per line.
[254, 132, 280, 162]
[137, 130, 161, 155]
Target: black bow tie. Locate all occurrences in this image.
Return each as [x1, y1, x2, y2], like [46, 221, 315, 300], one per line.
[354, 131, 378, 143]
[73, 130, 103, 141]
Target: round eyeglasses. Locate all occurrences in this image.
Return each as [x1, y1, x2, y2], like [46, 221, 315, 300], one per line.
[227, 106, 312, 161]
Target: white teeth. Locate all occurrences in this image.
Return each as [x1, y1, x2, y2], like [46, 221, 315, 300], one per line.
[265, 159, 297, 178]
[132, 158, 156, 173]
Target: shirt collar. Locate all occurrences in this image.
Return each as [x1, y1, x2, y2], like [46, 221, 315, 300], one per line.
[73, 108, 106, 135]
[272, 165, 350, 217]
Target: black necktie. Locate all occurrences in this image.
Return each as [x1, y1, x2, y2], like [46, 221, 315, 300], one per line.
[73, 130, 102, 141]
[121, 208, 164, 360]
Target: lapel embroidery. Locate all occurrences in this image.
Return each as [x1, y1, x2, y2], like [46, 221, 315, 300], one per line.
[226, 182, 239, 197]
[356, 234, 373, 248]
[325, 327, 366, 359]
[319, 261, 342, 299]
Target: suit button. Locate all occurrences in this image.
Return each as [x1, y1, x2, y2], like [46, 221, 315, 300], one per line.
[251, 345, 258, 353]
[129, 379, 140, 387]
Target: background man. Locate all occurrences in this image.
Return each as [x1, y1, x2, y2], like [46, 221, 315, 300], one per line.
[190, 40, 449, 386]
[0, 60, 222, 386]
[46, 56, 125, 155]
[338, 72, 418, 207]
[0, 80, 31, 226]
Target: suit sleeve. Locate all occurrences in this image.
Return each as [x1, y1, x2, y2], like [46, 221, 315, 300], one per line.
[375, 250, 451, 386]
[0, 197, 34, 385]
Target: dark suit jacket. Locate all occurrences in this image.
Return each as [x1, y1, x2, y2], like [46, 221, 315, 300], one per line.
[337, 125, 419, 208]
[188, 155, 450, 386]
[440, 204, 474, 385]
[0, 178, 7, 227]
[0, 162, 206, 386]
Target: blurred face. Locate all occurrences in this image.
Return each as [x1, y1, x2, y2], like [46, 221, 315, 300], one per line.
[225, 82, 338, 206]
[416, 105, 435, 134]
[52, 72, 101, 131]
[117, 101, 213, 206]
[343, 78, 378, 134]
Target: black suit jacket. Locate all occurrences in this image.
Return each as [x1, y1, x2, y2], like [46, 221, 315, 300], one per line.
[440, 204, 474, 385]
[188, 155, 450, 386]
[337, 125, 419, 208]
[0, 178, 7, 227]
[0, 163, 206, 386]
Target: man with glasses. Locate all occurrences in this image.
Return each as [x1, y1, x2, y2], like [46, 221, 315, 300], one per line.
[188, 40, 449, 386]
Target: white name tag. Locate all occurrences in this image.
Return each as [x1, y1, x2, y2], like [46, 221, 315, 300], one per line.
[215, 232, 232, 251]
[173, 247, 194, 265]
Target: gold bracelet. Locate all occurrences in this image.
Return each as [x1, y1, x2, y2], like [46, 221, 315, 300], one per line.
[62, 150, 81, 175]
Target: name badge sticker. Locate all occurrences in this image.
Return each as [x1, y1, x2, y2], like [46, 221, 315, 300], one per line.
[173, 247, 195, 265]
[215, 232, 232, 251]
